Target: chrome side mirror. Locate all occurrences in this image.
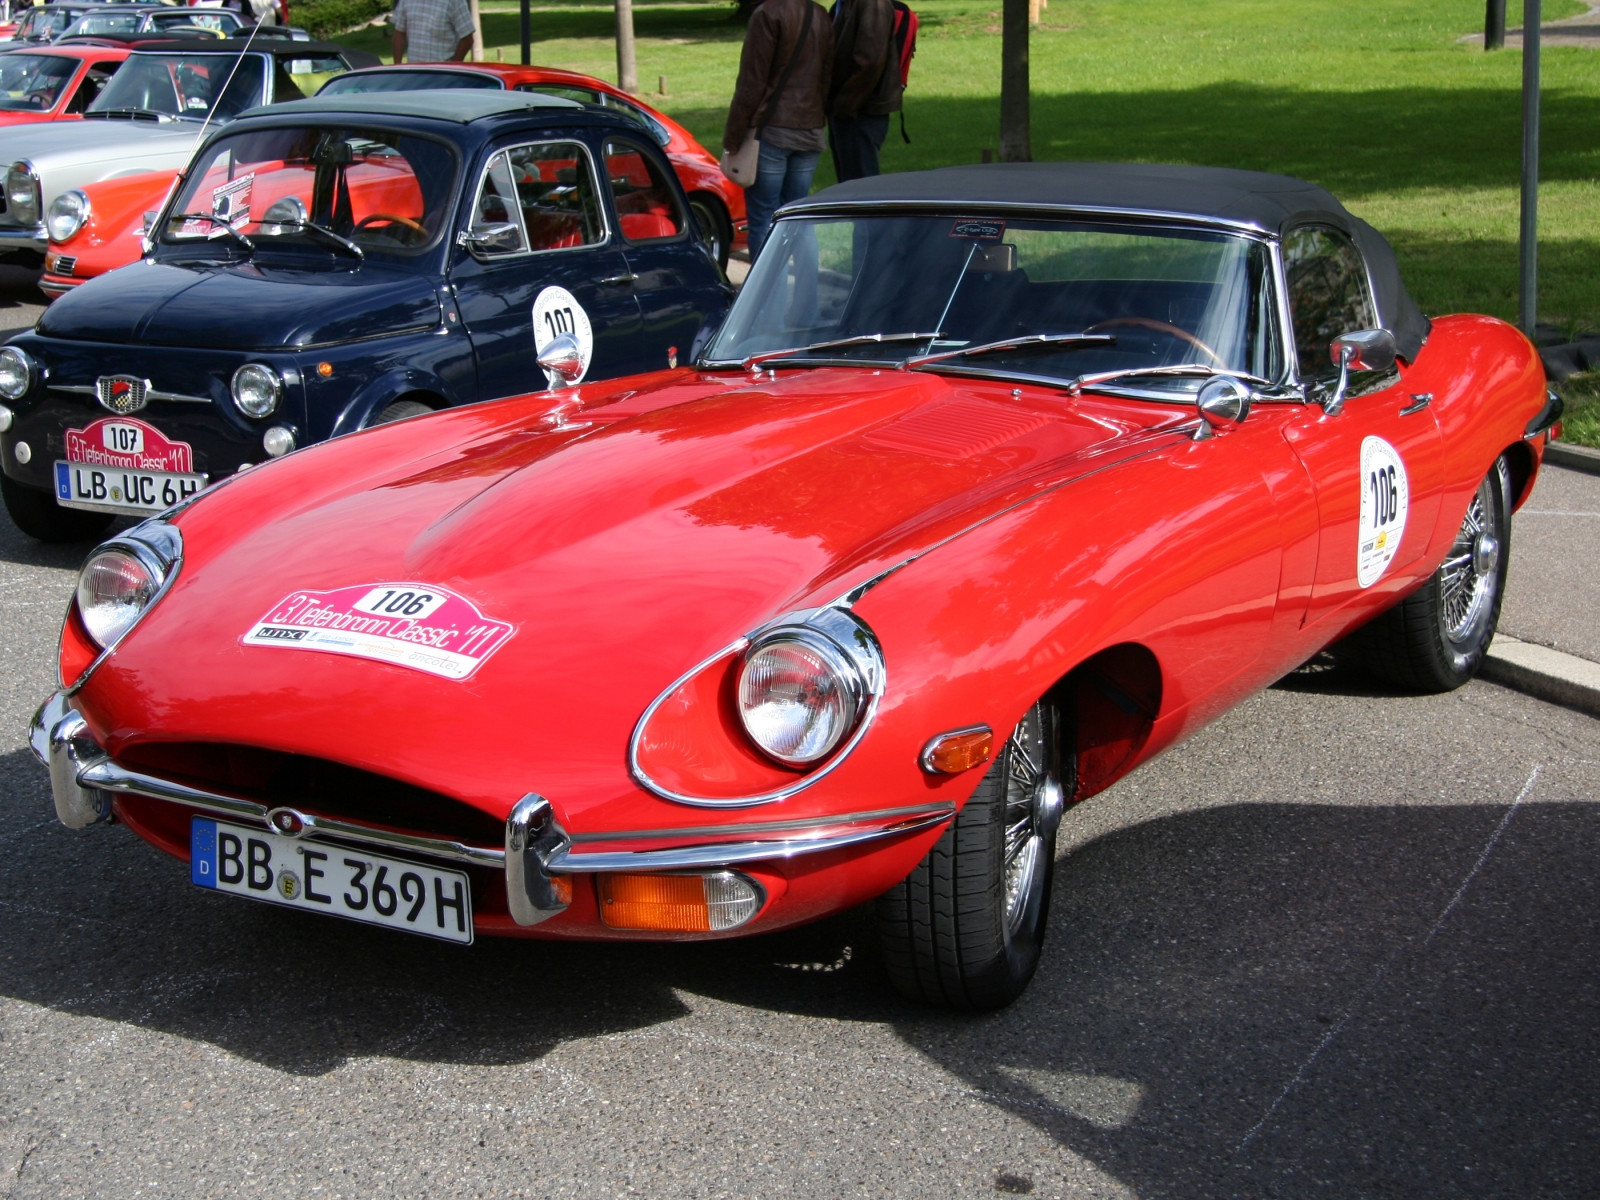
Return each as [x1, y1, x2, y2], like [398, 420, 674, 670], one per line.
[1192, 376, 1252, 440]
[1323, 328, 1397, 416]
[258, 194, 307, 235]
[536, 333, 585, 387]
[457, 222, 521, 256]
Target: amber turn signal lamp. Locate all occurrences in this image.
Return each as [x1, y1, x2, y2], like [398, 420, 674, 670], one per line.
[920, 725, 994, 775]
[316, 361, 334, 377]
[597, 871, 762, 932]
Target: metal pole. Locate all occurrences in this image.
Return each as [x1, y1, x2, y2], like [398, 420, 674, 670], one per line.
[615, 0, 638, 94]
[1519, 0, 1540, 335]
[1485, 0, 1505, 49]
[999, 0, 1030, 161]
[520, 0, 530, 65]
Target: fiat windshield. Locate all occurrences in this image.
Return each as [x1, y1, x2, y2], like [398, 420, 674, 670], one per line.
[703, 215, 1286, 394]
[158, 124, 458, 258]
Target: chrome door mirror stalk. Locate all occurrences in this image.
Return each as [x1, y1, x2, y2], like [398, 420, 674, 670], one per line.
[505, 794, 571, 925]
[1193, 375, 1253, 440]
[1323, 328, 1398, 416]
[457, 222, 522, 256]
[536, 333, 585, 387]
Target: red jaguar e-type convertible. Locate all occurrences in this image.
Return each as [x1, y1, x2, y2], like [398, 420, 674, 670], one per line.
[27, 164, 1558, 1009]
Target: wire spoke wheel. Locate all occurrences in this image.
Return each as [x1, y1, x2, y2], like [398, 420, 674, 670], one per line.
[1002, 707, 1048, 936]
[1438, 472, 1500, 648]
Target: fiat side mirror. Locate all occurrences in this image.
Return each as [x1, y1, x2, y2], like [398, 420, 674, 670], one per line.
[1192, 375, 1252, 440]
[457, 222, 521, 257]
[1323, 328, 1398, 416]
[537, 333, 585, 387]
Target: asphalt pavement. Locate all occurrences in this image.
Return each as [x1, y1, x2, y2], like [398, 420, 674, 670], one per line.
[0, 436, 1596, 1197]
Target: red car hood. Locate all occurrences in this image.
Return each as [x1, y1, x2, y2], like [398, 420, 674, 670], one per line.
[82, 367, 1179, 830]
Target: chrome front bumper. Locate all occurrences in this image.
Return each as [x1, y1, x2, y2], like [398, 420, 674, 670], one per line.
[0, 224, 47, 257]
[29, 693, 954, 927]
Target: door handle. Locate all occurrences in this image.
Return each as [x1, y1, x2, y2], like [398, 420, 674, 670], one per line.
[599, 272, 638, 287]
[1399, 392, 1433, 416]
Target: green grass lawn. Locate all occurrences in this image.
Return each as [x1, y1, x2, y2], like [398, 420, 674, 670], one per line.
[339, 0, 1600, 441]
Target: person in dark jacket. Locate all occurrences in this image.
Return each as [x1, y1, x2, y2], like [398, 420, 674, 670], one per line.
[724, 0, 833, 258]
[827, 0, 901, 181]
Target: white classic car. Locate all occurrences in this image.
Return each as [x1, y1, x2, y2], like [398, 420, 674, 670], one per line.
[0, 36, 373, 265]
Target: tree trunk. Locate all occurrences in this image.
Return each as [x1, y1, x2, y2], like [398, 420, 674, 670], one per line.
[616, 0, 639, 94]
[1000, 0, 1030, 161]
[1485, 0, 1506, 49]
[469, 0, 484, 60]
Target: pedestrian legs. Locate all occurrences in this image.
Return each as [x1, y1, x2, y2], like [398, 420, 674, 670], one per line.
[828, 115, 890, 182]
[745, 142, 822, 259]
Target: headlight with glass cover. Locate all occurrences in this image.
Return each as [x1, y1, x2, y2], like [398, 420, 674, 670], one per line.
[46, 189, 89, 243]
[230, 363, 281, 418]
[0, 345, 33, 400]
[736, 609, 884, 767]
[5, 162, 40, 226]
[73, 523, 182, 655]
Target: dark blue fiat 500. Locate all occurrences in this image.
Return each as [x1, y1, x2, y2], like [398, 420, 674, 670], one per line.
[0, 90, 731, 540]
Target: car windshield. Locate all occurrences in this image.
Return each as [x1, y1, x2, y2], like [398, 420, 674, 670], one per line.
[145, 11, 238, 31]
[161, 124, 458, 256]
[89, 52, 265, 120]
[319, 69, 500, 94]
[704, 215, 1284, 394]
[64, 12, 143, 35]
[0, 54, 76, 111]
[15, 7, 75, 39]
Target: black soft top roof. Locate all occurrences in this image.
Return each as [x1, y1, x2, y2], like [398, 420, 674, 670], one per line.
[790, 162, 1430, 362]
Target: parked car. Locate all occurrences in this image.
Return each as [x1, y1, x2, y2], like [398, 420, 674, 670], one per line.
[22, 164, 1558, 1008]
[4, 87, 730, 540]
[57, 5, 216, 42]
[0, 36, 374, 267]
[0, 44, 129, 126]
[0, 3, 101, 46]
[43, 60, 745, 298]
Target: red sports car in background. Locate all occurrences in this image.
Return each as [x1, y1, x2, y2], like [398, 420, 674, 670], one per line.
[0, 45, 130, 126]
[42, 61, 745, 296]
[25, 164, 1554, 1009]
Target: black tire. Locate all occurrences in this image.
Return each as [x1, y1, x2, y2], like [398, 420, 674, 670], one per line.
[877, 699, 1069, 1010]
[1, 472, 112, 543]
[373, 399, 434, 425]
[1339, 455, 1512, 692]
[689, 194, 732, 271]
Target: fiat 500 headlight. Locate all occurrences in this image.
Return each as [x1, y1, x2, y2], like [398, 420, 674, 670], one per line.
[46, 189, 90, 243]
[5, 163, 40, 226]
[77, 549, 160, 648]
[0, 345, 33, 400]
[230, 363, 281, 418]
[736, 612, 882, 766]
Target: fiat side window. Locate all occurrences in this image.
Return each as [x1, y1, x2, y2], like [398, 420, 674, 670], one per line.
[472, 142, 604, 255]
[604, 139, 685, 243]
[1284, 226, 1377, 380]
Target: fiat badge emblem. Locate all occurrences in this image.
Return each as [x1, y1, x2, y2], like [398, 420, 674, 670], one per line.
[95, 375, 150, 415]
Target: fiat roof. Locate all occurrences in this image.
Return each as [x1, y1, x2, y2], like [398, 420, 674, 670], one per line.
[236, 89, 581, 124]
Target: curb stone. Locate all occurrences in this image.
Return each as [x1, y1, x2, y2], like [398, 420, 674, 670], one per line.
[1482, 634, 1600, 716]
[1545, 442, 1600, 476]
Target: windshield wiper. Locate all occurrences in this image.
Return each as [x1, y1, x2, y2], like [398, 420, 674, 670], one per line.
[738, 331, 943, 371]
[260, 218, 364, 261]
[164, 213, 254, 252]
[1069, 364, 1272, 394]
[904, 332, 1115, 369]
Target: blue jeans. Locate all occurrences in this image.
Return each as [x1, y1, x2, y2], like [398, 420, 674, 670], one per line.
[745, 141, 820, 260]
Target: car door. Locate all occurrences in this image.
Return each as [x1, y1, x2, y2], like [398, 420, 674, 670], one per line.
[1277, 224, 1444, 630]
[601, 135, 727, 372]
[449, 136, 642, 399]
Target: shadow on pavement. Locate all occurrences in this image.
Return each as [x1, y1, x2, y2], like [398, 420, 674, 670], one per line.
[2, 740, 1596, 1195]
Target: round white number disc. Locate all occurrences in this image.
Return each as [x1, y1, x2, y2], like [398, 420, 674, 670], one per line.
[1357, 435, 1409, 588]
[531, 286, 594, 387]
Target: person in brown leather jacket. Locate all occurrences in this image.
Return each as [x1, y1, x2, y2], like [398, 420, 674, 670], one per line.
[827, 0, 902, 181]
[724, 0, 833, 257]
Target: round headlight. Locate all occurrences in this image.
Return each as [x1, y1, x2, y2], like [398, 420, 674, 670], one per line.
[6, 164, 39, 224]
[46, 189, 90, 244]
[0, 346, 32, 400]
[230, 363, 281, 418]
[76, 548, 159, 649]
[737, 632, 863, 766]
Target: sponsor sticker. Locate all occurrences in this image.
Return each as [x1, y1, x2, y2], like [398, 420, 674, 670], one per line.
[532, 285, 594, 387]
[64, 416, 194, 473]
[1357, 435, 1409, 587]
[950, 218, 1006, 240]
[241, 582, 514, 680]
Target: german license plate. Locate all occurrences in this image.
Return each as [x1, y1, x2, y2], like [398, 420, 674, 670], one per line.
[189, 817, 473, 944]
[55, 460, 207, 515]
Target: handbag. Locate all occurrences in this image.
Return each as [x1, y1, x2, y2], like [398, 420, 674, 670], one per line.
[720, 0, 816, 187]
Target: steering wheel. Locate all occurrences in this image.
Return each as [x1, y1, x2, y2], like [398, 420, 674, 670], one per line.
[353, 213, 428, 236]
[1084, 317, 1226, 367]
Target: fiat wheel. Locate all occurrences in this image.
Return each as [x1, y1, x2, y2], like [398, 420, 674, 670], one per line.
[373, 399, 434, 425]
[1341, 455, 1513, 692]
[689, 195, 731, 271]
[878, 698, 1069, 1010]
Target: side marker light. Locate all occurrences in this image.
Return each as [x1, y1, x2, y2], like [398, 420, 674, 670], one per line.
[920, 725, 994, 775]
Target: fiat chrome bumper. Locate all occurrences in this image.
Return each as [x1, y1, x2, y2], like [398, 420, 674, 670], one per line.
[30, 693, 954, 926]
